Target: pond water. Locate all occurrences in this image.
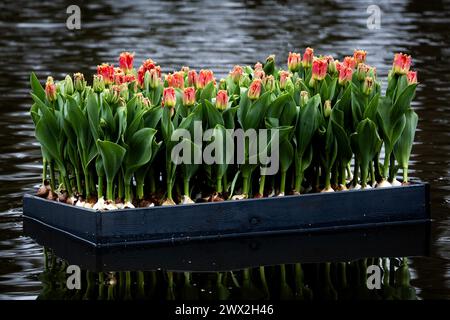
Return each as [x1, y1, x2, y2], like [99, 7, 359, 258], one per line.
[0, 0, 449, 299]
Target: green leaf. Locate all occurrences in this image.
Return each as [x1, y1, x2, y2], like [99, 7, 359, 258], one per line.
[97, 140, 126, 183]
[295, 94, 320, 157]
[203, 100, 224, 128]
[123, 128, 157, 179]
[394, 110, 418, 170]
[30, 72, 46, 102]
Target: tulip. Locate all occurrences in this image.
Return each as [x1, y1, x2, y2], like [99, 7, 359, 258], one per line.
[362, 76, 375, 95]
[392, 53, 412, 75]
[279, 71, 291, 90]
[324, 100, 332, 118]
[137, 59, 158, 87]
[181, 66, 190, 74]
[407, 71, 417, 85]
[166, 71, 185, 89]
[287, 52, 301, 72]
[135, 93, 151, 109]
[248, 79, 262, 100]
[300, 90, 309, 106]
[343, 56, 356, 69]
[74, 72, 86, 92]
[93, 74, 105, 93]
[338, 67, 353, 85]
[353, 49, 367, 65]
[45, 76, 57, 102]
[188, 70, 198, 88]
[119, 51, 134, 72]
[162, 87, 176, 108]
[197, 69, 215, 89]
[183, 87, 196, 107]
[254, 62, 263, 71]
[64, 75, 74, 95]
[254, 69, 265, 79]
[230, 65, 243, 84]
[356, 63, 371, 81]
[219, 78, 227, 90]
[311, 58, 328, 81]
[302, 47, 314, 68]
[149, 68, 160, 88]
[263, 75, 275, 92]
[97, 63, 115, 85]
[324, 55, 336, 74]
[216, 90, 228, 111]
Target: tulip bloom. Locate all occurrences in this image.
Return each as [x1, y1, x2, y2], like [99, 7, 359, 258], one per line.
[97, 63, 115, 85]
[300, 90, 309, 106]
[353, 49, 367, 65]
[162, 87, 176, 108]
[197, 69, 215, 89]
[254, 69, 265, 80]
[343, 56, 356, 69]
[166, 71, 185, 89]
[311, 58, 328, 81]
[119, 52, 134, 72]
[356, 63, 371, 81]
[279, 70, 291, 89]
[392, 53, 412, 75]
[248, 79, 262, 100]
[302, 47, 314, 68]
[45, 76, 57, 102]
[181, 66, 190, 74]
[137, 59, 159, 87]
[338, 67, 353, 85]
[74, 72, 86, 92]
[183, 87, 196, 107]
[216, 90, 228, 110]
[188, 70, 198, 87]
[254, 62, 263, 71]
[362, 76, 375, 95]
[230, 65, 243, 83]
[287, 52, 301, 72]
[324, 55, 336, 74]
[407, 71, 418, 85]
[93, 74, 105, 93]
[263, 75, 275, 92]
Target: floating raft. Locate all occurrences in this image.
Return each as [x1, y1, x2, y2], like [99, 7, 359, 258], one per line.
[22, 183, 430, 248]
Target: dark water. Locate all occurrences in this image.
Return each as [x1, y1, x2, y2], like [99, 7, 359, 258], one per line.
[0, 0, 449, 299]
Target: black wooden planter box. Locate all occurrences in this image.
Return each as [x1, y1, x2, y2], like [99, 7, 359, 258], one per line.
[22, 183, 430, 247]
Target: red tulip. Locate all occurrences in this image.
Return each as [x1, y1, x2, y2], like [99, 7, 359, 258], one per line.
[287, 52, 301, 72]
[279, 70, 291, 89]
[162, 87, 176, 108]
[216, 90, 228, 110]
[353, 49, 367, 65]
[45, 76, 57, 102]
[97, 63, 115, 85]
[254, 69, 265, 80]
[254, 62, 263, 71]
[188, 70, 198, 87]
[183, 87, 196, 107]
[407, 71, 417, 85]
[338, 67, 353, 85]
[392, 53, 412, 75]
[137, 59, 159, 87]
[119, 52, 134, 72]
[302, 47, 314, 68]
[343, 56, 356, 69]
[230, 65, 243, 83]
[311, 58, 328, 81]
[166, 71, 185, 89]
[197, 69, 215, 89]
[248, 79, 262, 100]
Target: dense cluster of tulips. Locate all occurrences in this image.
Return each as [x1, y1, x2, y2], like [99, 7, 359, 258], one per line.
[30, 48, 419, 210]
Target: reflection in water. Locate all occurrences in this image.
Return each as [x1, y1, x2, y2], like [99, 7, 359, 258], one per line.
[39, 249, 416, 300]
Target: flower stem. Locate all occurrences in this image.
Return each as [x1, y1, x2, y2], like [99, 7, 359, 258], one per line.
[136, 178, 144, 200]
[216, 176, 223, 194]
[403, 166, 408, 183]
[353, 159, 359, 187]
[382, 150, 391, 180]
[340, 163, 347, 185]
[167, 182, 173, 200]
[42, 158, 48, 184]
[106, 179, 114, 201]
[49, 161, 56, 191]
[294, 171, 304, 193]
[259, 174, 266, 195]
[280, 171, 287, 194]
[324, 168, 331, 189]
[75, 169, 82, 194]
[83, 168, 90, 198]
[97, 176, 104, 198]
[184, 178, 190, 196]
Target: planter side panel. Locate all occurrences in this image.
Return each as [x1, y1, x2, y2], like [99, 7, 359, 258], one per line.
[23, 194, 98, 243]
